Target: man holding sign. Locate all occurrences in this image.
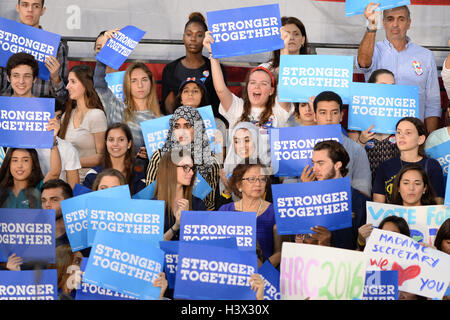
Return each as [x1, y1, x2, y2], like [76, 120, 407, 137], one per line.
[357, 3, 441, 133]
[0, 0, 69, 105]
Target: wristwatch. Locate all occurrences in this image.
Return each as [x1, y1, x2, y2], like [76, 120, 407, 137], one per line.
[52, 139, 59, 148]
[367, 26, 377, 33]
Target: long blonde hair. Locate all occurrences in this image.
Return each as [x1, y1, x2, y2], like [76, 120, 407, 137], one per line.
[154, 151, 195, 225]
[123, 62, 161, 121]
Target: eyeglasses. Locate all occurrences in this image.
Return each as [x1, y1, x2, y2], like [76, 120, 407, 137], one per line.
[177, 164, 196, 173]
[241, 176, 268, 184]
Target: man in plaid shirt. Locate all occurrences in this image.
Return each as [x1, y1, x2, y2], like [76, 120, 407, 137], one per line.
[0, 0, 69, 105]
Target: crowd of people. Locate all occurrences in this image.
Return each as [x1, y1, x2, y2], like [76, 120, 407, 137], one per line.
[0, 0, 449, 300]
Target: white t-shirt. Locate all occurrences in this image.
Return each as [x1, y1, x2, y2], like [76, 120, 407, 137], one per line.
[63, 109, 107, 158]
[219, 93, 293, 131]
[37, 137, 82, 181]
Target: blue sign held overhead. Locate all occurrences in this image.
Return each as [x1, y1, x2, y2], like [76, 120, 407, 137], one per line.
[0, 17, 61, 80]
[345, 0, 411, 17]
[207, 4, 284, 59]
[83, 230, 165, 300]
[0, 269, 57, 300]
[270, 124, 342, 177]
[0, 97, 54, 149]
[348, 82, 419, 135]
[96, 25, 146, 70]
[0, 209, 55, 264]
[278, 55, 353, 104]
[272, 177, 352, 235]
[174, 242, 258, 300]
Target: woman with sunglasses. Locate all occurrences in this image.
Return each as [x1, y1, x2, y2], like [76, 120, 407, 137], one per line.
[219, 160, 282, 268]
[153, 151, 206, 241]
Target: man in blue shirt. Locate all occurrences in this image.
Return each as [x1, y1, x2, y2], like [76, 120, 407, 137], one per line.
[357, 3, 441, 134]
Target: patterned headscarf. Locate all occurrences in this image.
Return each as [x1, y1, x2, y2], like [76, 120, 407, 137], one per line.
[161, 106, 215, 176]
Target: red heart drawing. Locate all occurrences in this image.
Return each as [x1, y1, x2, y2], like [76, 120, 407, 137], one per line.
[391, 262, 421, 286]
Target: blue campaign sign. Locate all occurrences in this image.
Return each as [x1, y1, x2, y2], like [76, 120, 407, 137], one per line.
[83, 230, 165, 300]
[76, 258, 136, 300]
[160, 238, 238, 289]
[426, 140, 450, 178]
[0, 97, 54, 149]
[140, 105, 217, 157]
[363, 270, 399, 300]
[272, 177, 352, 235]
[445, 174, 450, 206]
[73, 183, 92, 197]
[96, 25, 146, 70]
[0, 209, 55, 263]
[348, 82, 419, 134]
[270, 124, 342, 177]
[132, 183, 155, 200]
[105, 71, 126, 101]
[258, 260, 280, 300]
[0, 17, 61, 81]
[206, 4, 283, 59]
[174, 242, 258, 300]
[180, 211, 257, 251]
[86, 198, 164, 247]
[345, 0, 411, 17]
[278, 55, 353, 104]
[0, 269, 57, 300]
[60, 185, 131, 252]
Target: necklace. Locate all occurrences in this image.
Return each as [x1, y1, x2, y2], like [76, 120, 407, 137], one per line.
[240, 198, 263, 216]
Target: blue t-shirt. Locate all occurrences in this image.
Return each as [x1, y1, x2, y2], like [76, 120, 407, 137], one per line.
[373, 156, 445, 201]
[219, 202, 275, 260]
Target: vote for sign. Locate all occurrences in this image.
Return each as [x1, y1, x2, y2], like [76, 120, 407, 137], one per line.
[61, 185, 131, 251]
[174, 242, 258, 300]
[280, 242, 367, 300]
[0, 269, 57, 300]
[345, 0, 411, 16]
[206, 4, 283, 58]
[364, 228, 450, 300]
[0, 209, 55, 264]
[0, 17, 61, 81]
[269, 124, 342, 177]
[86, 197, 164, 247]
[348, 82, 419, 134]
[366, 202, 449, 245]
[0, 97, 54, 149]
[278, 55, 353, 103]
[83, 230, 165, 300]
[426, 140, 450, 178]
[272, 177, 352, 235]
[96, 25, 146, 70]
[180, 211, 256, 251]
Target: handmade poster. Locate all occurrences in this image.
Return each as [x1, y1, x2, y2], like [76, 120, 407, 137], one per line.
[362, 270, 399, 300]
[96, 25, 146, 70]
[364, 228, 450, 300]
[86, 197, 164, 247]
[159, 238, 238, 289]
[180, 210, 256, 251]
[258, 260, 280, 300]
[348, 82, 419, 134]
[0, 97, 54, 149]
[0, 17, 61, 80]
[278, 55, 353, 103]
[269, 124, 342, 177]
[174, 242, 258, 300]
[83, 230, 165, 300]
[60, 185, 131, 251]
[75, 258, 136, 300]
[0, 269, 57, 300]
[366, 202, 449, 245]
[272, 177, 352, 235]
[206, 4, 283, 58]
[426, 140, 450, 178]
[345, 0, 411, 16]
[105, 71, 126, 101]
[280, 242, 367, 300]
[0, 209, 55, 263]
